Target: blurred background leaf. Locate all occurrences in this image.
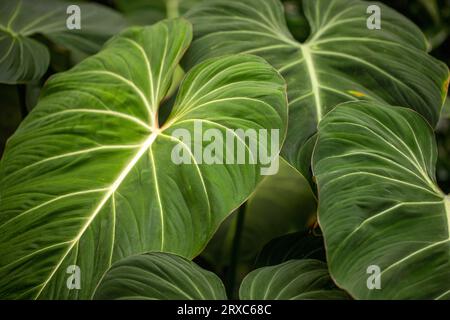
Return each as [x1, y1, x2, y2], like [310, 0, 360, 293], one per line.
[239, 259, 349, 300]
[195, 159, 317, 297]
[281, 0, 450, 61]
[279, 0, 450, 192]
[114, 0, 203, 25]
[254, 231, 326, 268]
[0, 0, 126, 84]
[0, 0, 128, 157]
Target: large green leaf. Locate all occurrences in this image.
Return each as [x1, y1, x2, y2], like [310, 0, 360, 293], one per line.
[94, 253, 227, 300]
[239, 259, 349, 300]
[0, 0, 126, 84]
[237, 159, 316, 262]
[313, 101, 450, 299]
[0, 19, 287, 299]
[184, 0, 449, 177]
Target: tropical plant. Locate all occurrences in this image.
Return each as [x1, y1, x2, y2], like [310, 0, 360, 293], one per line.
[184, 0, 448, 180]
[0, 18, 287, 299]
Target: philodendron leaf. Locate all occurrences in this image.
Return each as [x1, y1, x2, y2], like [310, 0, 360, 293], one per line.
[0, 0, 126, 84]
[313, 101, 450, 299]
[239, 259, 349, 300]
[184, 0, 449, 177]
[94, 253, 227, 300]
[0, 84, 22, 155]
[0, 19, 287, 299]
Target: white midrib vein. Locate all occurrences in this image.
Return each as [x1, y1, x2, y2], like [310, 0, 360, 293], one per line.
[299, 44, 322, 122]
[34, 131, 159, 299]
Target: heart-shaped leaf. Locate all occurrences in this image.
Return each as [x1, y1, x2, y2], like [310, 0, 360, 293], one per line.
[184, 0, 449, 177]
[240, 259, 349, 300]
[0, 19, 287, 299]
[94, 252, 227, 300]
[0, 0, 126, 84]
[313, 101, 450, 299]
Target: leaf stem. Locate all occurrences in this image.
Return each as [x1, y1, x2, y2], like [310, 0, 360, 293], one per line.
[226, 201, 247, 299]
[166, 0, 179, 19]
